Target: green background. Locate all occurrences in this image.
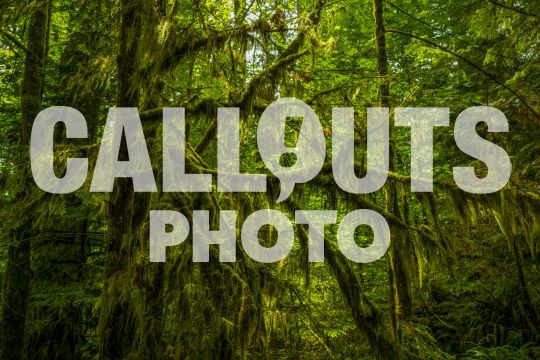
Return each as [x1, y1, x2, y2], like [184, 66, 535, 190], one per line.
[0, 0, 539, 359]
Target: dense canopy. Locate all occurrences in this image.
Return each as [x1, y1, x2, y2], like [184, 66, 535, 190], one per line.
[0, 0, 539, 359]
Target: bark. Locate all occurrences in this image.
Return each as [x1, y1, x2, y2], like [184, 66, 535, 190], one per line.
[98, 1, 169, 359]
[23, 3, 99, 357]
[97, 0, 142, 358]
[25, 98, 100, 359]
[0, 1, 50, 359]
[373, 0, 412, 328]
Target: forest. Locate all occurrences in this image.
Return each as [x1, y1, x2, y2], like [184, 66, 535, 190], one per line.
[0, 0, 539, 359]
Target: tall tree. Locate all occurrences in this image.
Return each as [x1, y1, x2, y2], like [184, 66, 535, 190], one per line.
[96, 0, 143, 358]
[373, 0, 412, 334]
[0, 0, 51, 359]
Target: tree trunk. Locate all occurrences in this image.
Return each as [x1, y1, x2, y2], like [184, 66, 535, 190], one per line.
[373, 0, 412, 330]
[25, 99, 100, 360]
[97, 0, 142, 358]
[0, 1, 51, 359]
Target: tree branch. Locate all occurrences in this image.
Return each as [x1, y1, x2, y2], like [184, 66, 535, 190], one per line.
[386, 28, 540, 121]
[139, 0, 327, 155]
[488, 0, 538, 17]
[0, 28, 28, 53]
[383, 0, 519, 61]
[233, 0, 326, 109]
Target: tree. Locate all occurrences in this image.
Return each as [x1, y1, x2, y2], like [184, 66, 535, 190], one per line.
[0, 0, 538, 359]
[0, 1, 51, 359]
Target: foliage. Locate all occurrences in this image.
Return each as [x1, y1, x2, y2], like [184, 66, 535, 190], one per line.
[0, 0, 538, 359]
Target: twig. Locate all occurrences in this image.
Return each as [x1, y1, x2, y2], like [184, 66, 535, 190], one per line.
[0, 28, 28, 53]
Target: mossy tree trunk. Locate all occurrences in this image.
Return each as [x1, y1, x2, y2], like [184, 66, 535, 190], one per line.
[0, 1, 51, 359]
[23, 3, 105, 357]
[25, 101, 100, 359]
[373, 0, 412, 333]
[97, 0, 142, 358]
